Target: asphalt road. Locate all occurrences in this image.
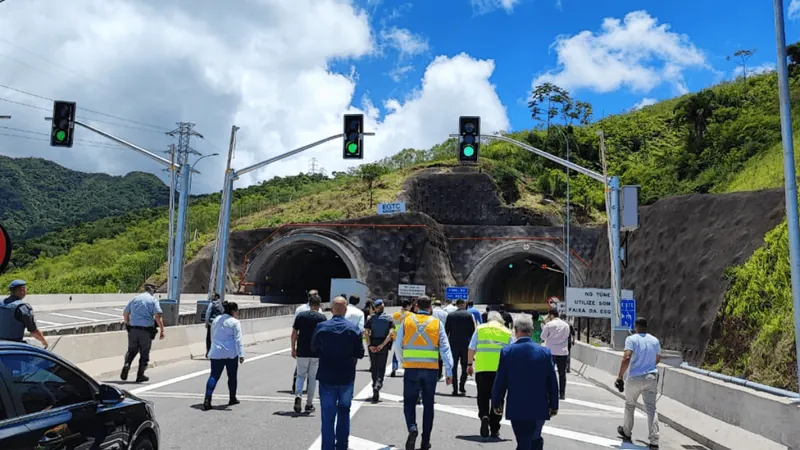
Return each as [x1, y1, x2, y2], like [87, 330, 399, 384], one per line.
[97, 322, 708, 450]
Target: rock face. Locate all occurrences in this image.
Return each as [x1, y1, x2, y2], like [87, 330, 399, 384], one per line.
[584, 188, 786, 365]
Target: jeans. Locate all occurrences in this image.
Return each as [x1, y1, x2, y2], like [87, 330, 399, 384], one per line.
[318, 382, 354, 450]
[475, 371, 502, 433]
[403, 368, 438, 444]
[623, 373, 659, 445]
[205, 358, 239, 398]
[451, 347, 469, 391]
[392, 352, 399, 371]
[205, 325, 211, 356]
[510, 419, 545, 450]
[369, 346, 389, 389]
[552, 354, 568, 398]
[296, 357, 320, 405]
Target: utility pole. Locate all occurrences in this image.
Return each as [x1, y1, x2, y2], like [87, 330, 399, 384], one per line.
[598, 131, 624, 349]
[772, 0, 800, 394]
[209, 126, 239, 301]
[309, 157, 319, 175]
[166, 122, 203, 312]
[163, 144, 177, 299]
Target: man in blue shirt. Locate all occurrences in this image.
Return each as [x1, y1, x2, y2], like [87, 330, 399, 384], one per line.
[311, 296, 365, 450]
[616, 317, 661, 450]
[121, 284, 165, 383]
[467, 301, 483, 325]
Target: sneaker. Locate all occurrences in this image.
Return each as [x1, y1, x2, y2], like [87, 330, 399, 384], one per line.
[405, 429, 418, 450]
[305, 404, 315, 413]
[294, 397, 302, 414]
[617, 426, 632, 442]
[480, 416, 490, 438]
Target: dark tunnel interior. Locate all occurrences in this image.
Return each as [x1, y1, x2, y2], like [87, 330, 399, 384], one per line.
[479, 253, 565, 312]
[256, 242, 351, 303]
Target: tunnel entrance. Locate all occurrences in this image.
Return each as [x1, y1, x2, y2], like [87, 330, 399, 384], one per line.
[257, 242, 352, 304]
[479, 253, 565, 312]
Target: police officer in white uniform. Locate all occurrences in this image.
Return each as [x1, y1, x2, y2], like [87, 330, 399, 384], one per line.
[0, 280, 48, 347]
[121, 284, 165, 383]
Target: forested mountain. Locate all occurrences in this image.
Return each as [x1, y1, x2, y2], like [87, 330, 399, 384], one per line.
[0, 156, 169, 240]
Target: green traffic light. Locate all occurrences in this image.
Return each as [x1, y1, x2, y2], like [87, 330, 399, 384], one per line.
[56, 130, 66, 142]
[347, 142, 358, 153]
[463, 145, 474, 157]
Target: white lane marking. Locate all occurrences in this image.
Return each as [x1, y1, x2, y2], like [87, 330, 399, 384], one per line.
[562, 398, 645, 418]
[129, 347, 291, 395]
[36, 320, 61, 326]
[139, 392, 295, 403]
[113, 308, 126, 312]
[82, 310, 122, 318]
[348, 436, 395, 450]
[307, 359, 395, 450]
[49, 312, 100, 322]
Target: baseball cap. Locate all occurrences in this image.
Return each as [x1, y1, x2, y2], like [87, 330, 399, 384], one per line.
[374, 299, 384, 306]
[9, 279, 26, 289]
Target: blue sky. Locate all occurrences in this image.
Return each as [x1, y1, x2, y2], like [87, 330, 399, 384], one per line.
[336, 0, 800, 130]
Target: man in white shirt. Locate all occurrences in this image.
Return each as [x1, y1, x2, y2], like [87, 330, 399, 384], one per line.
[541, 308, 571, 400]
[345, 295, 365, 333]
[443, 299, 458, 314]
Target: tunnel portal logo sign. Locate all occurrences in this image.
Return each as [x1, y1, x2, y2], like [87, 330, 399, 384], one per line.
[0, 222, 11, 274]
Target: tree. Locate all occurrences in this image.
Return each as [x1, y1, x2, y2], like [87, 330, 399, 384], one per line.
[727, 48, 756, 84]
[357, 163, 389, 208]
[528, 83, 570, 132]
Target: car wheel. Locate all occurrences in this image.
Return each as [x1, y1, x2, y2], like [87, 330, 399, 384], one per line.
[132, 437, 155, 450]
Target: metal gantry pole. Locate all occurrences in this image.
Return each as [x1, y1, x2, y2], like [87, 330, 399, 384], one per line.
[210, 125, 239, 302]
[169, 163, 192, 306]
[565, 136, 571, 290]
[166, 145, 176, 299]
[773, 0, 800, 393]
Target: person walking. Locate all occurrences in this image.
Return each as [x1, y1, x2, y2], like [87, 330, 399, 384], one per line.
[0, 280, 48, 347]
[443, 299, 457, 314]
[202, 302, 245, 410]
[445, 299, 475, 396]
[467, 311, 514, 438]
[345, 295, 365, 333]
[292, 294, 327, 414]
[311, 296, 365, 450]
[541, 308, 570, 400]
[292, 288, 318, 394]
[530, 310, 544, 344]
[432, 299, 448, 379]
[492, 314, 559, 450]
[364, 299, 393, 402]
[121, 284, 165, 383]
[205, 293, 224, 359]
[394, 295, 454, 450]
[390, 299, 412, 377]
[467, 301, 483, 325]
[616, 317, 661, 450]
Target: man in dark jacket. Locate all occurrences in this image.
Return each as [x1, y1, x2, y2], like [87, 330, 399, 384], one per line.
[365, 299, 393, 402]
[205, 293, 224, 358]
[492, 314, 559, 450]
[445, 299, 475, 396]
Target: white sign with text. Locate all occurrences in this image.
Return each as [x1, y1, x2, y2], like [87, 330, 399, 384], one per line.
[398, 284, 426, 297]
[566, 287, 634, 319]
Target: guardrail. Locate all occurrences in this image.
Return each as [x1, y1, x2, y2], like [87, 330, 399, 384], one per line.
[679, 362, 800, 399]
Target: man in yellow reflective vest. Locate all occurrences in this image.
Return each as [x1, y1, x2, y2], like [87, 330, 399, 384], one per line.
[394, 295, 454, 450]
[390, 299, 412, 377]
[467, 310, 515, 439]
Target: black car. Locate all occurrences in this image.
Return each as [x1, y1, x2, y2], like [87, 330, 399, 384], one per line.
[0, 342, 160, 449]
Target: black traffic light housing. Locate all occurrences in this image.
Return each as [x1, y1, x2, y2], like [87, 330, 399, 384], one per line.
[458, 116, 480, 162]
[51, 101, 76, 148]
[343, 114, 364, 159]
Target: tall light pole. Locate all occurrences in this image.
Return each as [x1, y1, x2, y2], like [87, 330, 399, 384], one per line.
[772, 0, 800, 394]
[551, 126, 572, 291]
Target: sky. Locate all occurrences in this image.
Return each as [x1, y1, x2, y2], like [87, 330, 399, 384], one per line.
[1, 0, 799, 194]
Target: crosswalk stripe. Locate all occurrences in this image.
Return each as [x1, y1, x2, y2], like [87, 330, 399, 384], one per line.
[50, 312, 99, 322]
[82, 310, 122, 318]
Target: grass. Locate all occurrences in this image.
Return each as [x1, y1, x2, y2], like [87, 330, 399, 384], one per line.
[716, 133, 800, 193]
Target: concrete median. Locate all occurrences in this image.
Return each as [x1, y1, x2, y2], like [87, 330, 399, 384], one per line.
[570, 340, 798, 450]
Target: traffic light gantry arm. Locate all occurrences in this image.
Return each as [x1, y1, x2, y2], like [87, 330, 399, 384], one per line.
[234, 131, 376, 178]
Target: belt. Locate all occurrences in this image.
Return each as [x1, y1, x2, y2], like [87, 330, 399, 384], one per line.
[129, 326, 153, 330]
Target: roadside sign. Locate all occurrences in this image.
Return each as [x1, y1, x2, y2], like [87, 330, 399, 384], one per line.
[619, 298, 636, 329]
[0, 222, 10, 274]
[377, 202, 406, 215]
[566, 287, 634, 319]
[445, 286, 469, 300]
[398, 284, 425, 297]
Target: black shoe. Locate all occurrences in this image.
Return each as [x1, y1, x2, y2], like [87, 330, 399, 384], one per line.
[305, 404, 315, 413]
[390, 370, 396, 377]
[648, 444, 659, 450]
[202, 396, 212, 411]
[459, 387, 467, 394]
[617, 426, 632, 442]
[228, 398, 240, 406]
[490, 431, 500, 439]
[452, 390, 459, 396]
[421, 442, 431, 450]
[559, 393, 565, 400]
[480, 416, 490, 438]
[294, 397, 302, 413]
[372, 388, 380, 403]
[120, 365, 130, 381]
[135, 374, 149, 383]
[405, 429, 418, 450]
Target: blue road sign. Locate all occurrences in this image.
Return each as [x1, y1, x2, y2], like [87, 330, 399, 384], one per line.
[377, 202, 406, 215]
[445, 286, 469, 301]
[619, 298, 636, 329]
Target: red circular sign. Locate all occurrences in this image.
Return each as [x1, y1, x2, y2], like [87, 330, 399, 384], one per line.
[0, 222, 11, 274]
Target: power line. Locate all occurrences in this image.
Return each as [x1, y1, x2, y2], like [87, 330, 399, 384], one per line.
[0, 124, 126, 147]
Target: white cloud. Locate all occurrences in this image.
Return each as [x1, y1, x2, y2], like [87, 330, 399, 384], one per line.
[632, 98, 657, 110]
[790, 0, 800, 20]
[532, 11, 707, 95]
[381, 27, 429, 59]
[472, 0, 521, 15]
[0, 0, 508, 195]
[733, 62, 776, 77]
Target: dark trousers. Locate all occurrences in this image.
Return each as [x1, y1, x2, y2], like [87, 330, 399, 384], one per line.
[205, 325, 211, 355]
[510, 419, 545, 450]
[475, 371, 502, 433]
[369, 345, 390, 389]
[451, 347, 469, 391]
[124, 328, 153, 375]
[205, 358, 239, 398]
[403, 368, 438, 444]
[553, 355, 568, 398]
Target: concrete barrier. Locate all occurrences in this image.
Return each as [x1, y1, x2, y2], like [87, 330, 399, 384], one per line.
[570, 341, 798, 450]
[26, 293, 264, 307]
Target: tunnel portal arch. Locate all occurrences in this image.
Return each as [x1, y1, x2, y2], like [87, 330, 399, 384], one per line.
[465, 241, 587, 311]
[244, 232, 367, 303]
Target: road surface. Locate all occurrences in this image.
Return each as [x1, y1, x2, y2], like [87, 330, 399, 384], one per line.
[97, 316, 708, 450]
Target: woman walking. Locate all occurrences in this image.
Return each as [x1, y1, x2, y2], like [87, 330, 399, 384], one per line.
[203, 301, 244, 411]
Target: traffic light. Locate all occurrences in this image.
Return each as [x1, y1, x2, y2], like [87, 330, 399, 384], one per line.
[51, 101, 76, 147]
[343, 114, 364, 159]
[458, 116, 480, 162]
